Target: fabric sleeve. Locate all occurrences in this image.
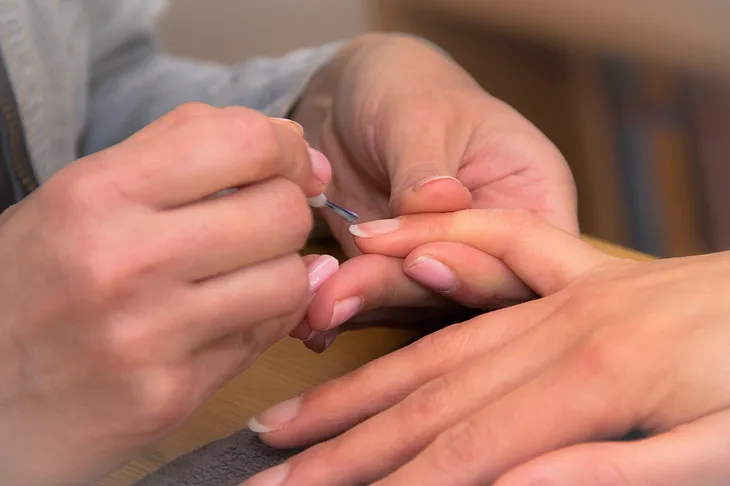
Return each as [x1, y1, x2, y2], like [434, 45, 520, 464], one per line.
[81, 0, 342, 155]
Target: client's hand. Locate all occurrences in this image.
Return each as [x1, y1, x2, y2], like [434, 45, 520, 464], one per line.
[247, 210, 730, 486]
[292, 34, 577, 349]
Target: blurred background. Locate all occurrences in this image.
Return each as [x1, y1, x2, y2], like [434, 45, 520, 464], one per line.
[160, 0, 730, 258]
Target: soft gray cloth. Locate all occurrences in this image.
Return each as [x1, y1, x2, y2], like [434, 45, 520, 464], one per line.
[134, 429, 299, 486]
[0, 0, 340, 183]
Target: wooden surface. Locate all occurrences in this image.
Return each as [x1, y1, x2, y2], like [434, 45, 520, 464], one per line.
[377, 0, 730, 78]
[98, 236, 650, 486]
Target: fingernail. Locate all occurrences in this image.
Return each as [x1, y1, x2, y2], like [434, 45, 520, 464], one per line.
[303, 330, 320, 342]
[307, 255, 339, 294]
[322, 332, 338, 352]
[248, 397, 301, 434]
[245, 463, 290, 486]
[270, 117, 304, 136]
[405, 256, 459, 292]
[328, 296, 364, 329]
[307, 147, 332, 185]
[349, 218, 401, 238]
[414, 176, 464, 191]
[290, 319, 314, 341]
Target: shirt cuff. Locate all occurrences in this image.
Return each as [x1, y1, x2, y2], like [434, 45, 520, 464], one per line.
[208, 41, 345, 119]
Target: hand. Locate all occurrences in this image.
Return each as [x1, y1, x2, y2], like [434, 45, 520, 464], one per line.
[246, 210, 730, 486]
[293, 34, 577, 345]
[0, 103, 338, 486]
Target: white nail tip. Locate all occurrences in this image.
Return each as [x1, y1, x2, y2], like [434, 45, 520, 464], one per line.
[348, 225, 367, 237]
[247, 416, 274, 434]
[307, 194, 327, 208]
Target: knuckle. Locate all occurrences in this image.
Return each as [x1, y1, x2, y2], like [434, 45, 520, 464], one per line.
[220, 107, 281, 160]
[44, 166, 107, 215]
[165, 102, 216, 125]
[421, 213, 453, 239]
[400, 377, 453, 425]
[499, 208, 538, 233]
[132, 369, 196, 433]
[572, 329, 635, 387]
[66, 243, 139, 301]
[412, 323, 469, 370]
[430, 418, 486, 477]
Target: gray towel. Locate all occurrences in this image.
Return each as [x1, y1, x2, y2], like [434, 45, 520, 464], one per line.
[134, 429, 299, 486]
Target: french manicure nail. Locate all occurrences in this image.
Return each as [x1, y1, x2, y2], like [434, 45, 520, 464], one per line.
[245, 463, 290, 486]
[348, 219, 401, 238]
[270, 117, 304, 136]
[307, 255, 339, 294]
[414, 176, 464, 191]
[248, 396, 301, 434]
[329, 296, 364, 329]
[307, 147, 332, 185]
[406, 256, 459, 292]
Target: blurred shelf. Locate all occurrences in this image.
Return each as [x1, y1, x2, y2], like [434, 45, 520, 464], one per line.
[400, 0, 730, 77]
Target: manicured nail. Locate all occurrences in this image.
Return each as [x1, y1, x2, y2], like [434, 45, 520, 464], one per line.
[328, 296, 364, 329]
[349, 218, 401, 238]
[322, 331, 338, 352]
[248, 397, 301, 433]
[307, 147, 332, 185]
[414, 176, 464, 191]
[290, 319, 314, 341]
[244, 463, 290, 486]
[307, 255, 339, 294]
[405, 256, 459, 292]
[270, 117, 304, 136]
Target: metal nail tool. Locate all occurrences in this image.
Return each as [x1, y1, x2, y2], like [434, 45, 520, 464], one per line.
[308, 194, 359, 224]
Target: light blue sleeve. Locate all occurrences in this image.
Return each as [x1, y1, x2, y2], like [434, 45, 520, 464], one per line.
[81, 0, 342, 155]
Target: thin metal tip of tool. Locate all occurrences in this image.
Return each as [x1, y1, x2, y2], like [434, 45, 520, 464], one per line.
[324, 200, 359, 224]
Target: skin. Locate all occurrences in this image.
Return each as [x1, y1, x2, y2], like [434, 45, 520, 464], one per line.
[292, 34, 577, 349]
[247, 210, 730, 486]
[0, 33, 577, 484]
[0, 104, 332, 486]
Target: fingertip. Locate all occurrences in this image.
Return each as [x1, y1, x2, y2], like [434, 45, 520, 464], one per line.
[269, 117, 304, 137]
[392, 176, 472, 215]
[307, 147, 332, 189]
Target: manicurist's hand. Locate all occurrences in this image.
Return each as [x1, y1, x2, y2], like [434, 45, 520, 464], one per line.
[0, 104, 336, 486]
[247, 209, 730, 486]
[292, 34, 577, 347]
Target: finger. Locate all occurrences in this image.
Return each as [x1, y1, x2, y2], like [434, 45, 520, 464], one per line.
[404, 242, 535, 307]
[177, 254, 310, 349]
[251, 296, 560, 447]
[376, 348, 632, 486]
[288, 255, 340, 341]
[351, 210, 615, 296]
[254, 296, 580, 486]
[383, 106, 473, 216]
[497, 411, 730, 486]
[301, 327, 342, 354]
[149, 177, 312, 280]
[84, 105, 327, 208]
[306, 254, 452, 332]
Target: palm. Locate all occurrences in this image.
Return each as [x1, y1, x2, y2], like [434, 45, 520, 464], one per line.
[320, 101, 577, 257]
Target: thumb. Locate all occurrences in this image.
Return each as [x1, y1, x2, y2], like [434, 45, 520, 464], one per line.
[497, 412, 730, 486]
[387, 150, 472, 215]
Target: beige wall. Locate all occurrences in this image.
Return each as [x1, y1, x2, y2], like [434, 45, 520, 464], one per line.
[159, 0, 370, 64]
